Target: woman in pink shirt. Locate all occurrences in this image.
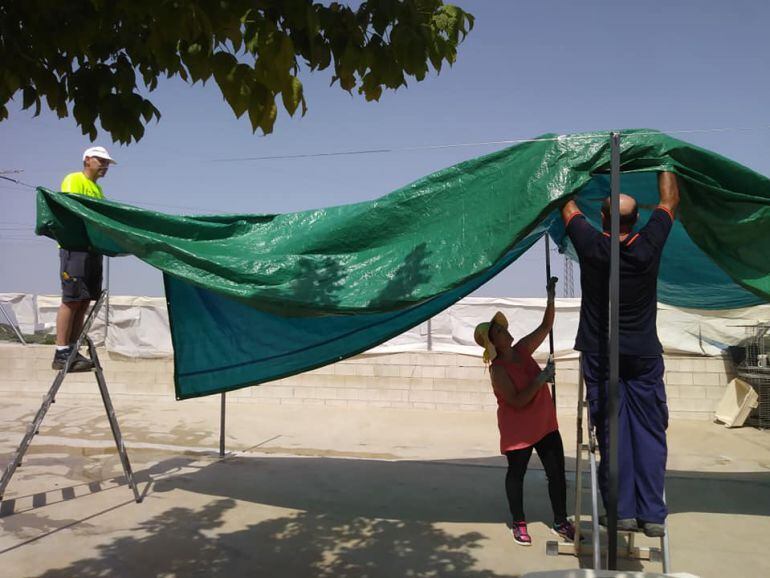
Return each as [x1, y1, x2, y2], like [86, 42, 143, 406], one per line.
[474, 277, 575, 546]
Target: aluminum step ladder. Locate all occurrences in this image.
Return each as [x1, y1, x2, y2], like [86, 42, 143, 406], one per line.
[546, 355, 670, 572]
[0, 291, 141, 506]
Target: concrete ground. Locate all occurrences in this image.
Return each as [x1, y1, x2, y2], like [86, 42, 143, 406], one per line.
[1, 391, 769, 578]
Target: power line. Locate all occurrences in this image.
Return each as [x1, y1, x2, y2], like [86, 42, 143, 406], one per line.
[0, 175, 213, 214]
[208, 124, 770, 163]
[0, 174, 35, 189]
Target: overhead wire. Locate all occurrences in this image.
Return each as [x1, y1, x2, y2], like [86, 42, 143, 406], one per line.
[207, 124, 770, 163]
[2, 123, 770, 218]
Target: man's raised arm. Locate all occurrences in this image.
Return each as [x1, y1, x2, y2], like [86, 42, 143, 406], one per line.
[658, 172, 680, 218]
[561, 198, 581, 226]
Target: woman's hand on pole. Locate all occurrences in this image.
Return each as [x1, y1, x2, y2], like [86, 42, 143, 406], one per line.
[536, 357, 556, 386]
[546, 276, 558, 303]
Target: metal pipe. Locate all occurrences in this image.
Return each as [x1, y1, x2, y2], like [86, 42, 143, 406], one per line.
[574, 354, 585, 555]
[219, 392, 226, 457]
[607, 131, 622, 569]
[103, 257, 110, 344]
[662, 490, 671, 572]
[545, 234, 556, 405]
[0, 301, 26, 345]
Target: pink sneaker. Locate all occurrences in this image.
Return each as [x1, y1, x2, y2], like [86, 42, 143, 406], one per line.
[511, 521, 532, 546]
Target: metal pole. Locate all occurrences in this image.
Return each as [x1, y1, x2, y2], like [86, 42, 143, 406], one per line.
[590, 435, 602, 570]
[544, 235, 556, 405]
[662, 490, 671, 572]
[104, 257, 110, 344]
[427, 318, 433, 352]
[0, 301, 26, 345]
[219, 392, 226, 457]
[573, 354, 585, 555]
[607, 132, 622, 569]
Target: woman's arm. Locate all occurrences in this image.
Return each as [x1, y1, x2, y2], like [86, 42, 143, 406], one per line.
[490, 362, 554, 409]
[517, 276, 558, 356]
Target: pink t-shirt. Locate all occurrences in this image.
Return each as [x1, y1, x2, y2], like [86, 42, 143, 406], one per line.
[491, 344, 558, 453]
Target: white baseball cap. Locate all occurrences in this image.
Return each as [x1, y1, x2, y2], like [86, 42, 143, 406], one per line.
[82, 146, 117, 164]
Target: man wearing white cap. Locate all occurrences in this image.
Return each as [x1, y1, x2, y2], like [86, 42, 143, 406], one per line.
[52, 146, 117, 371]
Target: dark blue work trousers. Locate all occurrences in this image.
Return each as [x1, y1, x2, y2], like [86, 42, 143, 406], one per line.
[582, 353, 668, 524]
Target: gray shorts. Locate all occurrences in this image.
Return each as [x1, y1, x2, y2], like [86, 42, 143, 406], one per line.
[59, 249, 103, 302]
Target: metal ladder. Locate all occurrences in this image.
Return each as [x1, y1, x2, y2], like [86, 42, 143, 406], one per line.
[546, 355, 670, 572]
[0, 292, 141, 505]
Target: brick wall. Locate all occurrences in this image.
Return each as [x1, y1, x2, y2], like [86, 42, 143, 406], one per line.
[0, 344, 735, 420]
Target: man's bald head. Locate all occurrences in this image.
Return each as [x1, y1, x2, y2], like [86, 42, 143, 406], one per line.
[601, 194, 638, 233]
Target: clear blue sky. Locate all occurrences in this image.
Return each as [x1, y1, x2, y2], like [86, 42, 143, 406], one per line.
[2, 0, 769, 298]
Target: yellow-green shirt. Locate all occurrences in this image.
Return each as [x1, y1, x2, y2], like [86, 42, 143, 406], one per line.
[60, 172, 104, 199]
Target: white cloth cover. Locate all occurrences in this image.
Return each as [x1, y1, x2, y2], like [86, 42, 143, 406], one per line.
[2, 294, 767, 359]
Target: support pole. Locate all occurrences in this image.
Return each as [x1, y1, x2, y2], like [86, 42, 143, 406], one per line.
[544, 235, 556, 405]
[104, 257, 110, 343]
[607, 132, 622, 569]
[662, 490, 671, 573]
[219, 392, 226, 458]
[573, 355, 585, 553]
[0, 301, 26, 345]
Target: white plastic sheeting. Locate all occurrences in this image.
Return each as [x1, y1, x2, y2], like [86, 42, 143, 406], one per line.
[1, 293, 767, 359]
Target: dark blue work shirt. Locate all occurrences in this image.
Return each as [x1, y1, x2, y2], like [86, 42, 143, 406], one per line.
[566, 208, 674, 355]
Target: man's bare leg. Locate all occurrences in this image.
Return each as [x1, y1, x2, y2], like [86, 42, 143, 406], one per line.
[69, 301, 90, 344]
[53, 300, 93, 370]
[56, 301, 82, 346]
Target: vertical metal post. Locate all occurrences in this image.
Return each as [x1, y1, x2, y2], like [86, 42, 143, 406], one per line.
[219, 392, 226, 457]
[104, 257, 110, 344]
[607, 132, 622, 569]
[544, 235, 556, 405]
[0, 301, 26, 345]
[573, 354, 585, 554]
[662, 490, 671, 572]
[426, 318, 433, 351]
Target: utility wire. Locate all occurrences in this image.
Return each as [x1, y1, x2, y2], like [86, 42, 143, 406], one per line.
[0, 175, 210, 214]
[3, 123, 770, 214]
[208, 124, 770, 163]
[0, 174, 35, 189]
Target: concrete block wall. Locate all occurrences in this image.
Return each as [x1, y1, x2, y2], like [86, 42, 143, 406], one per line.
[0, 344, 736, 420]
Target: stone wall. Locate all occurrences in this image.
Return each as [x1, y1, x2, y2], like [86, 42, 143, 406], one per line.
[0, 344, 735, 420]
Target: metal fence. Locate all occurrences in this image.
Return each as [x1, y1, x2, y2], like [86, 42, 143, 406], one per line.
[733, 322, 770, 429]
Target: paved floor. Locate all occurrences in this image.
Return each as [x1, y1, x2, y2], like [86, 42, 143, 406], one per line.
[1, 392, 769, 577]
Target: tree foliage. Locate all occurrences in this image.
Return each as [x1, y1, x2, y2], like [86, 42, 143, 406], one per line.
[0, 0, 474, 143]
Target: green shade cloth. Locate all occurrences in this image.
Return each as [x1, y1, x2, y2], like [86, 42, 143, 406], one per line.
[36, 129, 770, 398]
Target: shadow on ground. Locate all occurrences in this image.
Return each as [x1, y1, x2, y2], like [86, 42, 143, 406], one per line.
[31, 501, 506, 578]
[4, 452, 770, 577]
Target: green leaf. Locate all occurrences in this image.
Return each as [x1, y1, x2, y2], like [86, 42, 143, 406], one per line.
[0, 1, 474, 142]
[22, 86, 41, 115]
[259, 100, 278, 133]
[281, 76, 304, 116]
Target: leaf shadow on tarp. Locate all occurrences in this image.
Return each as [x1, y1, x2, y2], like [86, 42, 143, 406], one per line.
[367, 242, 433, 311]
[289, 256, 346, 309]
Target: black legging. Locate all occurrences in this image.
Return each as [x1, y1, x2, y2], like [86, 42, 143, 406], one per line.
[504, 429, 568, 524]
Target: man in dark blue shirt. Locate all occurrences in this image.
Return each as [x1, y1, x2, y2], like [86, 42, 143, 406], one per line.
[561, 172, 680, 537]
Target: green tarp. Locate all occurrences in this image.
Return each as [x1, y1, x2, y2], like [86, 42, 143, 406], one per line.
[36, 129, 770, 398]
